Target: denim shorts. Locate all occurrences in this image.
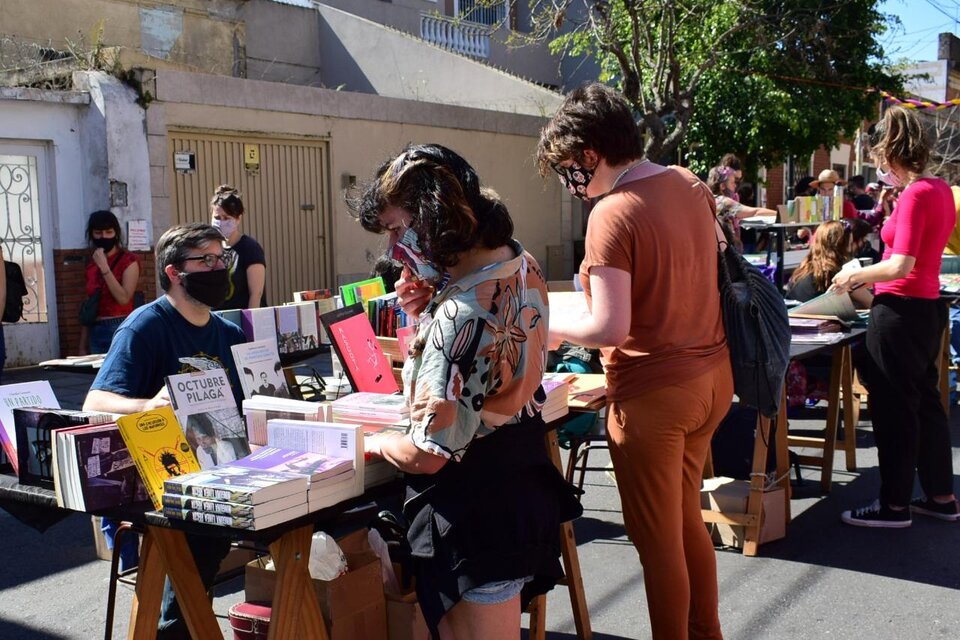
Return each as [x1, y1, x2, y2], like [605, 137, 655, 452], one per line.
[461, 576, 532, 605]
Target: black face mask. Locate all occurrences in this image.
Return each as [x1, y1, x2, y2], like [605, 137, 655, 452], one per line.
[92, 237, 117, 252]
[178, 269, 230, 308]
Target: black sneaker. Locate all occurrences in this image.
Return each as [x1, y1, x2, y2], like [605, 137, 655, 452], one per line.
[841, 500, 912, 528]
[910, 497, 960, 522]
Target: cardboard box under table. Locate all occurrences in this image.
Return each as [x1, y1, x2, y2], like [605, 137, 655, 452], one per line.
[701, 477, 785, 548]
[246, 529, 387, 640]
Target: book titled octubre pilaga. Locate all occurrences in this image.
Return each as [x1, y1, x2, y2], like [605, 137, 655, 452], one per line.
[115, 406, 201, 510]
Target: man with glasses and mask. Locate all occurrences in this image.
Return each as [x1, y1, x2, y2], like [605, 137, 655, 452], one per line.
[84, 223, 246, 639]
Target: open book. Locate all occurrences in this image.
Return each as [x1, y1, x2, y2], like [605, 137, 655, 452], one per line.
[788, 290, 858, 322]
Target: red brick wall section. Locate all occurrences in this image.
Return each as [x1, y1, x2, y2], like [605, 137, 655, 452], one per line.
[766, 165, 785, 206]
[812, 148, 831, 175]
[54, 249, 157, 357]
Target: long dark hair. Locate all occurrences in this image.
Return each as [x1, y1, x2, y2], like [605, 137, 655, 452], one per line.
[349, 144, 513, 268]
[789, 220, 851, 292]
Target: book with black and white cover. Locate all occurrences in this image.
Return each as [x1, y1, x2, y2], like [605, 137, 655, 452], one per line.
[54, 422, 148, 512]
[289, 301, 320, 351]
[165, 368, 250, 469]
[163, 465, 308, 506]
[242, 395, 331, 447]
[231, 339, 291, 401]
[266, 419, 363, 496]
[161, 491, 305, 517]
[13, 408, 114, 489]
[0, 381, 60, 475]
[163, 501, 309, 530]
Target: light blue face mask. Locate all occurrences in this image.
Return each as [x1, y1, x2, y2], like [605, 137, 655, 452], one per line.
[390, 226, 443, 285]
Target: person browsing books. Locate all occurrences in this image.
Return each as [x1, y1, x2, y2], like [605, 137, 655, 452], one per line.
[706, 164, 776, 251]
[831, 106, 959, 527]
[350, 143, 582, 640]
[83, 223, 247, 639]
[210, 185, 267, 310]
[786, 220, 874, 308]
[537, 83, 732, 640]
[79, 210, 142, 355]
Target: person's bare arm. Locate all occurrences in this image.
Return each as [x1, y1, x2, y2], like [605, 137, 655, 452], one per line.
[832, 254, 915, 293]
[83, 386, 170, 414]
[549, 266, 631, 349]
[364, 431, 447, 475]
[246, 263, 266, 308]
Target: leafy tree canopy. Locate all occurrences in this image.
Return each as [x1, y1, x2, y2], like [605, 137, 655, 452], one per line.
[528, 0, 903, 174]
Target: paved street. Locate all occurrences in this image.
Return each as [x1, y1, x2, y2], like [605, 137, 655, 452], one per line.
[1, 364, 958, 639]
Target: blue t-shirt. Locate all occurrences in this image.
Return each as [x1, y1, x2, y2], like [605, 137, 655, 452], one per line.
[91, 296, 247, 407]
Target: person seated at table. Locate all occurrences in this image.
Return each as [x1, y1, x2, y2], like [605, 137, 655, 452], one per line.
[811, 169, 859, 220]
[351, 143, 582, 640]
[847, 217, 882, 267]
[83, 223, 246, 638]
[786, 220, 873, 308]
[706, 165, 776, 251]
[784, 220, 873, 408]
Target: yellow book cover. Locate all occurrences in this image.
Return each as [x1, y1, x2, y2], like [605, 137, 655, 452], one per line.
[115, 407, 201, 509]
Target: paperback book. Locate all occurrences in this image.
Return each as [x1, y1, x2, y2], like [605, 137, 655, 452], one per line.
[329, 392, 409, 425]
[266, 419, 363, 498]
[163, 465, 308, 506]
[161, 491, 305, 517]
[231, 339, 291, 401]
[230, 446, 354, 484]
[242, 395, 331, 447]
[241, 307, 278, 344]
[162, 502, 309, 530]
[165, 368, 250, 469]
[0, 381, 60, 475]
[116, 406, 202, 510]
[320, 304, 399, 394]
[13, 408, 113, 489]
[55, 422, 149, 512]
[339, 276, 386, 308]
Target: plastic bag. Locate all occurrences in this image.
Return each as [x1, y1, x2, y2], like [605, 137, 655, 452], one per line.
[308, 531, 348, 580]
[368, 527, 402, 596]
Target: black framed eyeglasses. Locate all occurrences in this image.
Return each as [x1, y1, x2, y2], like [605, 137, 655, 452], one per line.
[182, 250, 236, 269]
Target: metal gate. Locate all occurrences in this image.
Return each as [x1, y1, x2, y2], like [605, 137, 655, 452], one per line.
[168, 132, 333, 304]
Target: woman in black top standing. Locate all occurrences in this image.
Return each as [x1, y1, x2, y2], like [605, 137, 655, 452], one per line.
[210, 185, 267, 310]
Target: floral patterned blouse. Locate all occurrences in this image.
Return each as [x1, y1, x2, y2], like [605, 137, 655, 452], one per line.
[402, 240, 548, 461]
[715, 194, 745, 249]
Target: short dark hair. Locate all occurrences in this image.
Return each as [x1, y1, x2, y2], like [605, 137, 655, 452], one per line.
[86, 210, 123, 248]
[155, 223, 226, 291]
[210, 184, 245, 218]
[348, 144, 513, 269]
[847, 175, 866, 190]
[536, 82, 644, 175]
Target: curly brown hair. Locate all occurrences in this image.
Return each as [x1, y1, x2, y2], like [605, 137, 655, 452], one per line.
[348, 144, 513, 269]
[536, 82, 644, 176]
[870, 106, 930, 176]
[788, 220, 851, 293]
[210, 184, 245, 218]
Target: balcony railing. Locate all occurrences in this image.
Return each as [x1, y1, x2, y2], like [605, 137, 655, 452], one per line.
[454, 0, 507, 26]
[420, 13, 491, 59]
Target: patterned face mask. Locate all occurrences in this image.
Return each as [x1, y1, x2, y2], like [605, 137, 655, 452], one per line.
[390, 226, 443, 285]
[553, 161, 595, 201]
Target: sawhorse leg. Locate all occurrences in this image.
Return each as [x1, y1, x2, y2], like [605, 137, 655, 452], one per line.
[267, 524, 328, 640]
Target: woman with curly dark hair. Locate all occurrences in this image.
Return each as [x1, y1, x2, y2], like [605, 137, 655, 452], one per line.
[833, 105, 959, 527]
[350, 143, 581, 640]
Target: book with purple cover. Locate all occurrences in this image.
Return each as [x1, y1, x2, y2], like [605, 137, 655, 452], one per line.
[229, 446, 353, 484]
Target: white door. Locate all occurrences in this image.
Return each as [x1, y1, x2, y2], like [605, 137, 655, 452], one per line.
[0, 143, 59, 366]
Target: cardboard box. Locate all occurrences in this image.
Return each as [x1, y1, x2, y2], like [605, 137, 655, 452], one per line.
[245, 529, 387, 640]
[386, 562, 429, 640]
[701, 477, 786, 548]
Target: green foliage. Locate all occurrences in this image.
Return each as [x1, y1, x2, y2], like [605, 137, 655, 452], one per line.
[533, 0, 903, 173]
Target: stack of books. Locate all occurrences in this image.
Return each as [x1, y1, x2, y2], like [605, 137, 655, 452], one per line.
[241, 396, 332, 447]
[162, 448, 354, 529]
[329, 392, 409, 426]
[540, 373, 572, 423]
[788, 317, 847, 345]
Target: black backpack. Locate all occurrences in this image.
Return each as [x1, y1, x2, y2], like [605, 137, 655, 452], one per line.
[4, 260, 28, 323]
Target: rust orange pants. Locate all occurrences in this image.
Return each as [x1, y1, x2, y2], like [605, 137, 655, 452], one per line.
[606, 359, 733, 640]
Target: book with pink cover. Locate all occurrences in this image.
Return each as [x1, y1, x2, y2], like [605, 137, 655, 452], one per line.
[319, 304, 399, 394]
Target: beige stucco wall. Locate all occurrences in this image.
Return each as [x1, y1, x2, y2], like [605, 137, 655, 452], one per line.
[145, 70, 569, 291]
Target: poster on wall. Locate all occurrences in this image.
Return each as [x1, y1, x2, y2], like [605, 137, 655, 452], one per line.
[127, 219, 150, 251]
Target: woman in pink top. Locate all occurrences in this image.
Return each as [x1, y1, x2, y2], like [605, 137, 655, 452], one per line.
[833, 106, 959, 526]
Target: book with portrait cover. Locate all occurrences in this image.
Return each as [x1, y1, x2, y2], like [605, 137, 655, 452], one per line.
[231, 339, 291, 401]
[319, 304, 399, 394]
[115, 407, 202, 510]
[165, 368, 250, 470]
[13, 408, 113, 489]
[0, 381, 60, 475]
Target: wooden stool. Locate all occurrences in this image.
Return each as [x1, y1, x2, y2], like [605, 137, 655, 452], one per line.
[526, 427, 593, 640]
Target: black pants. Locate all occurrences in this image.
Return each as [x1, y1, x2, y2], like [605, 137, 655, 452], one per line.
[863, 294, 955, 507]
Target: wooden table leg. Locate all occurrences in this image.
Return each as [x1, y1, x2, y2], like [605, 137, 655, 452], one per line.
[149, 527, 223, 640]
[527, 594, 546, 640]
[268, 524, 328, 640]
[742, 412, 772, 557]
[774, 387, 792, 523]
[128, 528, 165, 640]
[816, 344, 847, 493]
[839, 344, 859, 472]
[544, 427, 593, 640]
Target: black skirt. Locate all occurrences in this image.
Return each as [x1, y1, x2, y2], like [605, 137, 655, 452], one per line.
[402, 413, 583, 637]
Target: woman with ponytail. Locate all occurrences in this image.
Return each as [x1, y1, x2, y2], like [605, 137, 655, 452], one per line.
[350, 144, 581, 640]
